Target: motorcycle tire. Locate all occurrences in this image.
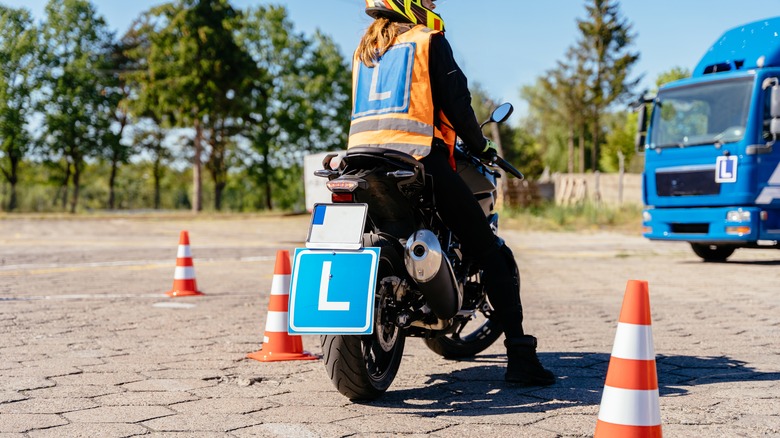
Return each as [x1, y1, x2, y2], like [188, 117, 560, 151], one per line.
[320, 234, 406, 401]
[423, 310, 502, 359]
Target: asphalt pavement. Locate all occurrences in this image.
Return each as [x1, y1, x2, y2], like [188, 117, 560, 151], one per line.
[0, 215, 778, 437]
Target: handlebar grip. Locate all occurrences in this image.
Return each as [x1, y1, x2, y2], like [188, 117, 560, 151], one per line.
[497, 157, 524, 180]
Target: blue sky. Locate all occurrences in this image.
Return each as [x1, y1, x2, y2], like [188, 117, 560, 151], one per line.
[3, 0, 778, 116]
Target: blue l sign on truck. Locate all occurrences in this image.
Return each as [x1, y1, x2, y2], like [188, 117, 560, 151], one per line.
[288, 248, 380, 335]
[715, 155, 738, 183]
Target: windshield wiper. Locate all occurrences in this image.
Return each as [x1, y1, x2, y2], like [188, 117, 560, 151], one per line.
[655, 142, 686, 149]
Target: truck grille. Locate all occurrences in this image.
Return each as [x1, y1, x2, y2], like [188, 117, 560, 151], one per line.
[670, 223, 709, 234]
[656, 169, 720, 196]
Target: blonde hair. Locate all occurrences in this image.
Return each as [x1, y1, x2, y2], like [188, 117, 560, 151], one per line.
[356, 18, 402, 67]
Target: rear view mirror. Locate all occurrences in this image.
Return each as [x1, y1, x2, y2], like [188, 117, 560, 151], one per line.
[635, 103, 648, 153]
[490, 103, 513, 124]
[771, 82, 780, 139]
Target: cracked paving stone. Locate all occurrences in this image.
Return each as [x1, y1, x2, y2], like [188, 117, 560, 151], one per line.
[0, 378, 55, 392]
[26, 423, 147, 438]
[232, 422, 357, 438]
[168, 398, 276, 414]
[52, 372, 145, 386]
[0, 392, 26, 404]
[94, 391, 198, 406]
[62, 406, 174, 423]
[142, 413, 262, 432]
[121, 378, 215, 392]
[0, 414, 68, 433]
[0, 398, 98, 414]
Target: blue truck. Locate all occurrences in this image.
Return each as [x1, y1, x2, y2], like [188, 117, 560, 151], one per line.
[636, 16, 780, 261]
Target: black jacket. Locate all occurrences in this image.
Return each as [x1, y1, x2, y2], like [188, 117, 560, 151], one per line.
[428, 32, 487, 154]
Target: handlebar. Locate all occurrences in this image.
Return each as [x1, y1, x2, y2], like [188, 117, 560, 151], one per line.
[454, 143, 524, 180]
[494, 156, 524, 180]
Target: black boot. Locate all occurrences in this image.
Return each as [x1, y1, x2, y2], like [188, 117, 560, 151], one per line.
[504, 335, 555, 386]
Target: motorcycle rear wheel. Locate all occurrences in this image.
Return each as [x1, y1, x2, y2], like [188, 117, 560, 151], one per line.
[423, 298, 502, 359]
[320, 234, 406, 401]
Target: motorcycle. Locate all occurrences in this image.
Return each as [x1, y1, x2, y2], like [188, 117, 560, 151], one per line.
[304, 103, 524, 401]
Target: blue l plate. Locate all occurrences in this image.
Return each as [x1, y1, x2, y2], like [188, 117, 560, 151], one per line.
[288, 248, 380, 334]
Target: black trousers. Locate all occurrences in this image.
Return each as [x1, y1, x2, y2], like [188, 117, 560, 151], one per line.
[419, 145, 525, 339]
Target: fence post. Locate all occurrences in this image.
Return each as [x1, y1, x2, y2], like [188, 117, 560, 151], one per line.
[618, 151, 625, 206]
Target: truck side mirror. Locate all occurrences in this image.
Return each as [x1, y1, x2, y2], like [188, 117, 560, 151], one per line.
[771, 84, 780, 139]
[761, 77, 780, 140]
[635, 103, 648, 153]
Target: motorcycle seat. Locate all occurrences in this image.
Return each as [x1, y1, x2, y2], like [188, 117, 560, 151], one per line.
[346, 147, 425, 175]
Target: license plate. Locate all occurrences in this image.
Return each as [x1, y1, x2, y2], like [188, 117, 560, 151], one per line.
[306, 203, 367, 250]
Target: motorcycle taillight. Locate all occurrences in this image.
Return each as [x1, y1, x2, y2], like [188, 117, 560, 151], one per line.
[331, 192, 354, 203]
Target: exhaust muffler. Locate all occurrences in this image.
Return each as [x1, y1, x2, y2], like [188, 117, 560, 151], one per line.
[404, 229, 462, 319]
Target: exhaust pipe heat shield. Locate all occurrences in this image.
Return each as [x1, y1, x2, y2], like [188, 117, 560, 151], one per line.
[404, 230, 462, 319]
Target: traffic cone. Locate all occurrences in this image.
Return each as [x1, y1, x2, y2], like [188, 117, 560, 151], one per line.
[166, 231, 204, 297]
[595, 280, 662, 438]
[247, 250, 317, 362]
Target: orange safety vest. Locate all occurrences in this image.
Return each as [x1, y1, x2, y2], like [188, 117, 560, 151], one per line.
[348, 25, 457, 164]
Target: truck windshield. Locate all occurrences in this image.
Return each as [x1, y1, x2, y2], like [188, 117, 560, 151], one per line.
[648, 77, 753, 148]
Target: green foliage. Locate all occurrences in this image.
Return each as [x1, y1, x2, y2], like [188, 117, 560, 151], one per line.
[123, 0, 258, 212]
[655, 66, 691, 89]
[469, 84, 545, 178]
[523, 0, 640, 174]
[38, 0, 116, 213]
[2, 0, 658, 215]
[239, 5, 350, 210]
[600, 110, 636, 172]
[0, 5, 38, 211]
[520, 79, 575, 173]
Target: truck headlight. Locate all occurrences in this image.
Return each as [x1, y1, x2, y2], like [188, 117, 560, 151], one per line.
[642, 211, 652, 222]
[726, 210, 751, 222]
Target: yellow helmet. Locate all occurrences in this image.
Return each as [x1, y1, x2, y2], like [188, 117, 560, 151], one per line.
[364, 0, 445, 32]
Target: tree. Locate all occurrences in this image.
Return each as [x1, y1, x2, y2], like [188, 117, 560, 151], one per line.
[575, 0, 640, 171]
[522, 46, 591, 174]
[239, 5, 350, 210]
[127, 0, 256, 212]
[38, 0, 116, 213]
[132, 118, 171, 209]
[102, 40, 135, 209]
[655, 66, 690, 90]
[0, 6, 39, 211]
[600, 110, 637, 172]
[520, 79, 571, 173]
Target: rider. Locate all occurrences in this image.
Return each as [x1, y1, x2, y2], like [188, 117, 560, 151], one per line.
[348, 0, 555, 386]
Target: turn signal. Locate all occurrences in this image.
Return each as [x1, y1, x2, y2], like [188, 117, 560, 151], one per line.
[726, 226, 750, 235]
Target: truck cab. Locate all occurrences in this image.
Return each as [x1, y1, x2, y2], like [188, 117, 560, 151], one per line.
[637, 16, 780, 261]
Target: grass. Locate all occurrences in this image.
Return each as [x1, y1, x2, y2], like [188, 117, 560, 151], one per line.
[500, 201, 644, 235]
[1, 201, 646, 235]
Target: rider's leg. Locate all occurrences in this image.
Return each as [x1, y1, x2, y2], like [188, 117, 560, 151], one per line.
[480, 245, 555, 386]
[420, 146, 554, 385]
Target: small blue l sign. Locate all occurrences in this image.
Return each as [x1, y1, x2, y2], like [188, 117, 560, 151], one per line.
[716, 155, 738, 183]
[288, 248, 380, 335]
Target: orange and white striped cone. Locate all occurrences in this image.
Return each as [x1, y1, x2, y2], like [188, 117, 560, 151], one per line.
[247, 250, 317, 362]
[166, 231, 204, 297]
[595, 280, 662, 438]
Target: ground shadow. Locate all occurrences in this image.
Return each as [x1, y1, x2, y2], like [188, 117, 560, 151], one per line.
[681, 259, 780, 266]
[360, 352, 778, 417]
[719, 259, 780, 266]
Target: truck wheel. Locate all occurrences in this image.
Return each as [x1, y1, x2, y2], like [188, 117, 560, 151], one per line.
[690, 243, 735, 262]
